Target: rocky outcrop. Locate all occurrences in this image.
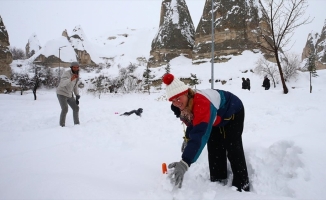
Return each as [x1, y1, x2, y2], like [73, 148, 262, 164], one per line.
[62, 29, 68, 38]
[148, 0, 195, 68]
[0, 75, 12, 93]
[68, 25, 95, 65]
[302, 19, 326, 70]
[0, 15, 12, 93]
[25, 33, 41, 58]
[193, 0, 270, 64]
[31, 26, 96, 68]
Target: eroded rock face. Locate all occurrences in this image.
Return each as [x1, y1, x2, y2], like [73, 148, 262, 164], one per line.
[302, 20, 326, 70]
[148, 0, 195, 68]
[68, 26, 95, 65]
[25, 33, 41, 58]
[0, 15, 12, 93]
[193, 0, 268, 63]
[32, 26, 95, 68]
[0, 75, 11, 93]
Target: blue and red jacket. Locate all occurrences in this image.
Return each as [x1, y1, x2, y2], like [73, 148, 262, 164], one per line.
[181, 89, 243, 166]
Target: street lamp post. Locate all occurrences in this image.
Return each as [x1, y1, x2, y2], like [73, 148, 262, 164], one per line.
[58, 45, 66, 82]
[211, 0, 215, 89]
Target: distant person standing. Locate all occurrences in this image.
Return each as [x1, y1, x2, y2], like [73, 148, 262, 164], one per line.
[242, 78, 249, 90]
[246, 78, 250, 91]
[262, 76, 270, 90]
[56, 62, 80, 127]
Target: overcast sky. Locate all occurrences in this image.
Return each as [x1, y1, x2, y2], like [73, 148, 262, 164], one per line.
[1, 0, 325, 55]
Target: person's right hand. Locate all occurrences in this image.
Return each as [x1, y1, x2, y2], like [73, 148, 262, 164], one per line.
[168, 160, 188, 188]
[71, 74, 78, 81]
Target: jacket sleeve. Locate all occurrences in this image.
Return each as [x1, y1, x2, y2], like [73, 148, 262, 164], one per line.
[181, 94, 217, 166]
[73, 78, 79, 96]
[184, 125, 192, 140]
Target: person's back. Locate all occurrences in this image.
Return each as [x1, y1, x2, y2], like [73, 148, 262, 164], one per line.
[246, 78, 250, 91]
[242, 78, 248, 90]
[262, 77, 270, 90]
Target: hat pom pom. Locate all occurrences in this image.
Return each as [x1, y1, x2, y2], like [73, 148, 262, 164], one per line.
[163, 73, 174, 85]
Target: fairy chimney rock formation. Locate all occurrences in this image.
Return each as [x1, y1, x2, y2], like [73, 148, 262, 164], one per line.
[62, 29, 68, 38]
[25, 33, 41, 58]
[0, 15, 13, 92]
[302, 19, 326, 70]
[68, 25, 94, 65]
[193, 0, 269, 64]
[148, 0, 195, 68]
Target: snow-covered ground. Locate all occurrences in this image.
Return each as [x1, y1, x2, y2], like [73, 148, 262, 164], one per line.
[1, 53, 326, 199]
[1, 0, 326, 198]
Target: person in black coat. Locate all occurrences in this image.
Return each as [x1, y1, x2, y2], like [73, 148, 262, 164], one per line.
[246, 78, 250, 91]
[262, 76, 270, 90]
[242, 78, 249, 90]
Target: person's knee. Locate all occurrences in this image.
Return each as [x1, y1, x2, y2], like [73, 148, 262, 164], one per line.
[62, 107, 68, 114]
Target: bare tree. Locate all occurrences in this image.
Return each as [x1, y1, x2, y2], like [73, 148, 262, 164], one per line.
[143, 65, 151, 94]
[258, 0, 312, 94]
[92, 75, 107, 99]
[123, 75, 140, 92]
[9, 47, 26, 60]
[42, 67, 58, 88]
[189, 73, 200, 89]
[12, 72, 32, 95]
[281, 52, 300, 81]
[255, 57, 279, 88]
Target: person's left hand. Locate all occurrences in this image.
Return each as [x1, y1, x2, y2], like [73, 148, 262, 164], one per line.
[168, 160, 188, 188]
[76, 95, 80, 105]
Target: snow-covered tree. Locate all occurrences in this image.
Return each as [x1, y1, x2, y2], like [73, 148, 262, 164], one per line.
[189, 73, 200, 89]
[304, 51, 318, 93]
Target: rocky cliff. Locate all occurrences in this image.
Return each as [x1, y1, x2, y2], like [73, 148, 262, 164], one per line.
[302, 19, 326, 70]
[193, 0, 269, 64]
[148, 0, 195, 68]
[0, 15, 12, 92]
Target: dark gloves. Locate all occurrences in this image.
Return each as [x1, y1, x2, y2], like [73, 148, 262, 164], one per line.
[168, 160, 189, 188]
[76, 95, 80, 105]
[171, 104, 181, 118]
[181, 137, 188, 152]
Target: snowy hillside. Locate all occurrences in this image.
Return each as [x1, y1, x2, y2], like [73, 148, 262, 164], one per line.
[2, 47, 326, 199]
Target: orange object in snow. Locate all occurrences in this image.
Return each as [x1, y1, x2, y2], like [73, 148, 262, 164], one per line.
[162, 163, 167, 174]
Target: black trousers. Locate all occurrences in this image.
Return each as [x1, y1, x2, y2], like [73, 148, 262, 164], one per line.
[207, 108, 250, 191]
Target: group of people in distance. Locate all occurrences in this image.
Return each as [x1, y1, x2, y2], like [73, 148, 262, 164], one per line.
[242, 76, 270, 91]
[241, 78, 251, 91]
